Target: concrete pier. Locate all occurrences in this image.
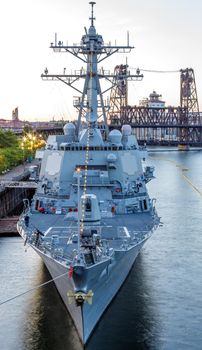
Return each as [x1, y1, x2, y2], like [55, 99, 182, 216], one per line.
[0, 161, 38, 232]
[0, 217, 19, 235]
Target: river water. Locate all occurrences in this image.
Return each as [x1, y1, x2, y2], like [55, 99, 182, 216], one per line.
[0, 150, 202, 350]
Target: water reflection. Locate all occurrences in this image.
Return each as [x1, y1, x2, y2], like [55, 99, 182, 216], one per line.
[22, 264, 82, 350]
[87, 253, 160, 350]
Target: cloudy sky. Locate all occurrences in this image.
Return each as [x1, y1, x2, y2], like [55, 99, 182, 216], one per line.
[0, 0, 202, 121]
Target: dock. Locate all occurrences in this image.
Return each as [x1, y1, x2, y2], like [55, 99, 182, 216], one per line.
[0, 159, 39, 228]
[0, 216, 19, 235]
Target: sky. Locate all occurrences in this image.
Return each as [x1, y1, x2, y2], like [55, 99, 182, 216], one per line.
[0, 0, 202, 121]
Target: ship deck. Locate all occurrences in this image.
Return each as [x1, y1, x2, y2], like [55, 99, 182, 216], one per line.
[28, 211, 155, 234]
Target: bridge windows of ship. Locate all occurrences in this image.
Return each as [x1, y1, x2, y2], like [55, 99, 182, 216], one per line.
[59, 145, 124, 151]
[74, 165, 108, 171]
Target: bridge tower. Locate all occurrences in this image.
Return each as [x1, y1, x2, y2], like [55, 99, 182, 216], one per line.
[179, 68, 201, 148]
[108, 65, 143, 124]
[180, 68, 199, 114]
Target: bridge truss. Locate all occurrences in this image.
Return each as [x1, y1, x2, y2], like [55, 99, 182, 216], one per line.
[110, 106, 202, 145]
[108, 67, 202, 146]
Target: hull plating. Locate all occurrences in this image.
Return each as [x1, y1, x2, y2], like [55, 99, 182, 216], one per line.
[34, 239, 146, 343]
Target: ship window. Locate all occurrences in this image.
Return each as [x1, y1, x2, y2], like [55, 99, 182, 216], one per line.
[35, 199, 39, 210]
[85, 198, 91, 212]
[71, 146, 74, 151]
[79, 146, 82, 150]
[66, 146, 70, 150]
[143, 199, 147, 210]
[76, 146, 79, 151]
[112, 146, 117, 150]
[104, 146, 107, 150]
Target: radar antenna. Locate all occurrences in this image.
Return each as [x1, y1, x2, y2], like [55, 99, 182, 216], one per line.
[41, 0, 139, 138]
[89, 2, 96, 26]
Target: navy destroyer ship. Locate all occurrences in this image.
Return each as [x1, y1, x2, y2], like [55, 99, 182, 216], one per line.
[17, 2, 159, 344]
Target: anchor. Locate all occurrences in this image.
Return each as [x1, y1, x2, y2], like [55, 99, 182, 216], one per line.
[67, 290, 94, 306]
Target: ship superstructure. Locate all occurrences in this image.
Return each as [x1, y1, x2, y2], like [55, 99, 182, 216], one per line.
[18, 2, 159, 344]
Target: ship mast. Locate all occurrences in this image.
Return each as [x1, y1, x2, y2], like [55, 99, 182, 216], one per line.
[41, 2, 143, 137]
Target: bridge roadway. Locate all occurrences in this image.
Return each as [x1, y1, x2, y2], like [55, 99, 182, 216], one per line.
[33, 124, 202, 146]
[7, 114, 202, 145]
[34, 109, 202, 146]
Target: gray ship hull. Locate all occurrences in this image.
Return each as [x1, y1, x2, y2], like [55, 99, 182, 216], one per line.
[34, 238, 146, 343]
[17, 208, 157, 344]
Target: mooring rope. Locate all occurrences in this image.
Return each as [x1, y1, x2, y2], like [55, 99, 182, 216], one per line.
[0, 271, 68, 306]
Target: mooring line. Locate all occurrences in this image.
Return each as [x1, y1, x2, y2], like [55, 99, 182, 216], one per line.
[0, 271, 68, 306]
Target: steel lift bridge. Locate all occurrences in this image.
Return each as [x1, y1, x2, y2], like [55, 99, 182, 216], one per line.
[108, 67, 202, 147]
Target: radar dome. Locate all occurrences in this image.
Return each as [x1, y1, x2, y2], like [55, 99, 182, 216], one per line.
[121, 124, 132, 136]
[63, 123, 76, 136]
[109, 129, 122, 145]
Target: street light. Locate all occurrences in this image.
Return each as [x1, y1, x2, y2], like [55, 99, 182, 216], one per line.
[21, 132, 45, 162]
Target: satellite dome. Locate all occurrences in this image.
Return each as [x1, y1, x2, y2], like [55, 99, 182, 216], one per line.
[121, 124, 132, 136]
[63, 123, 76, 136]
[108, 129, 122, 144]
